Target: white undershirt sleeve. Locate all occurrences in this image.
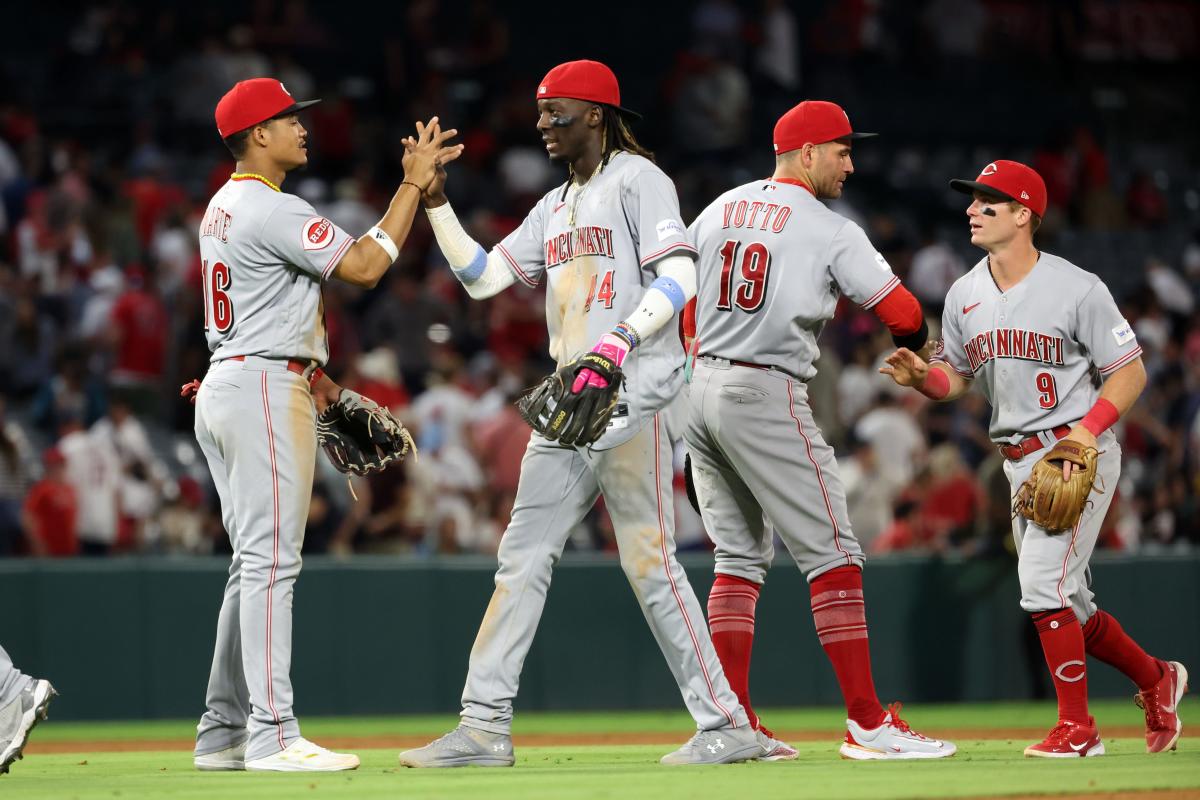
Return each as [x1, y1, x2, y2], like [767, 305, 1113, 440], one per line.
[620, 255, 697, 343]
[425, 203, 516, 299]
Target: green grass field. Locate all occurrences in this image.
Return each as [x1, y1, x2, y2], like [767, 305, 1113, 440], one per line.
[7, 699, 1199, 799]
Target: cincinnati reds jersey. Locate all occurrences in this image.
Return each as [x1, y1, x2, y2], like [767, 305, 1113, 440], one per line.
[933, 252, 1141, 442]
[497, 151, 696, 449]
[688, 180, 900, 380]
[198, 176, 355, 366]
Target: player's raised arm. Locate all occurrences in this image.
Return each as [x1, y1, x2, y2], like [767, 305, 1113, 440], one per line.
[880, 347, 972, 401]
[413, 147, 527, 301]
[332, 118, 463, 289]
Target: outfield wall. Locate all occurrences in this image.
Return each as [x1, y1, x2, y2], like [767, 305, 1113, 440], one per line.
[2, 553, 1196, 721]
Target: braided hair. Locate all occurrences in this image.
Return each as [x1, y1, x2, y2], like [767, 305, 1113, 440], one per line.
[601, 107, 653, 165]
[563, 106, 653, 196]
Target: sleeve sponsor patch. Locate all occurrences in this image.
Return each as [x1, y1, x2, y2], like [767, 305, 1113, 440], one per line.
[656, 219, 685, 242]
[1111, 320, 1135, 346]
[874, 251, 892, 272]
[302, 217, 334, 251]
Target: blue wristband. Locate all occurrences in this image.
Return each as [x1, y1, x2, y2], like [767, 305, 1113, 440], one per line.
[452, 244, 488, 283]
[650, 276, 686, 312]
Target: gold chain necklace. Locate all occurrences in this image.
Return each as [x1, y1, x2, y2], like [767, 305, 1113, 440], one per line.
[567, 160, 604, 228]
[230, 172, 281, 192]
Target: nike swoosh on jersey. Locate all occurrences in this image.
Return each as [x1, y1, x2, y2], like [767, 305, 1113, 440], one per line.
[963, 302, 982, 314]
[553, 202, 566, 214]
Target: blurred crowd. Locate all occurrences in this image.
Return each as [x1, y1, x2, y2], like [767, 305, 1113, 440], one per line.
[1, 0, 1198, 560]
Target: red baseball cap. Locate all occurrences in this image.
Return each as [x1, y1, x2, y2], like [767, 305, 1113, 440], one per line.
[215, 78, 321, 138]
[537, 60, 641, 119]
[773, 100, 876, 155]
[950, 160, 1047, 217]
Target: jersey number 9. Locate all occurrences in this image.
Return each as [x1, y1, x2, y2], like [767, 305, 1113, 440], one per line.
[201, 259, 235, 333]
[716, 239, 771, 313]
[1035, 370, 1058, 409]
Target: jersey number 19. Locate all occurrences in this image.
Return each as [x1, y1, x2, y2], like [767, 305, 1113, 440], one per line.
[716, 239, 771, 313]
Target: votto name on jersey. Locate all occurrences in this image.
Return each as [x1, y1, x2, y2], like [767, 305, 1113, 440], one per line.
[964, 327, 1066, 372]
[544, 226, 616, 269]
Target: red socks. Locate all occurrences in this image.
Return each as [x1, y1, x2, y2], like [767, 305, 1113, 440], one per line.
[1032, 609, 1090, 724]
[810, 566, 885, 729]
[707, 574, 761, 729]
[1083, 609, 1162, 691]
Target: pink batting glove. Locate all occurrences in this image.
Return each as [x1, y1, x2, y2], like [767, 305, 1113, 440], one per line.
[571, 332, 630, 393]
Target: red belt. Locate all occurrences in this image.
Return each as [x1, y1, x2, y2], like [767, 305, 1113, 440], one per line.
[227, 355, 310, 377]
[998, 424, 1071, 461]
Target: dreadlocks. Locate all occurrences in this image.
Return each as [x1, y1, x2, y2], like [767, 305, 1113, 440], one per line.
[602, 107, 654, 165]
[563, 106, 655, 196]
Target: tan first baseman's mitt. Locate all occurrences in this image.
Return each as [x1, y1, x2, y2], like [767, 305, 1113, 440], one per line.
[1012, 440, 1100, 533]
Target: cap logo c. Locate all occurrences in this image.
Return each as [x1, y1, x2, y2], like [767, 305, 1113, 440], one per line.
[981, 162, 998, 176]
[279, 81, 291, 97]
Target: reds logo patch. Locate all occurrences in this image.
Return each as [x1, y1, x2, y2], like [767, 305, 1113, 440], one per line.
[981, 162, 998, 176]
[302, 217, 334, 250]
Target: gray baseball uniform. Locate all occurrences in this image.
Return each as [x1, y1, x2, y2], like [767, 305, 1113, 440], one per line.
[459, 151, 747, 734]
[933, 252, 1141, 621]
[0, 646, 31, 708]
[193, 175, 354, 762]
[686, 180, 902, 582]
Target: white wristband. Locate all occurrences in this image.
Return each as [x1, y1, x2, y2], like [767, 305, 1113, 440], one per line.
[363, 225, 400, 263]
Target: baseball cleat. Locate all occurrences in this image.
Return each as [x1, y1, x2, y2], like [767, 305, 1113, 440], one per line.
[0, 679, 57, 776]
[660, 725, 762, 765]
[839, 703, 956, 760]
[1024, 718, 1104, 758]
[398, 725, 515, 768]
[244, 738, 360, 771]
[755, 726, 799, 761]
[1136, 659, 1188, 753]
[194, 740, 247, 771]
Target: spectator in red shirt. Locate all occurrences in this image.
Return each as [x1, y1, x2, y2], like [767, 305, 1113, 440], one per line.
[108, 265, 168, 418]
[21, 448, 78, 557]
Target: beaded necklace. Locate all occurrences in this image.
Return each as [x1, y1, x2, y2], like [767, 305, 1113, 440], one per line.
[230, 172, 281, 192]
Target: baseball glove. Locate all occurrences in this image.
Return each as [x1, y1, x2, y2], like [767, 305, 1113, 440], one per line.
[1012, 440, 1100, 532]
[317, 389, 415, 475]
[516, 352, 622, 447]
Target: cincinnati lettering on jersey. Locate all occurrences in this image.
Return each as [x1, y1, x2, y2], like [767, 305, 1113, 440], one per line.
[964, 327, 1065, 371]
[200, 206, 233, 243]
[544, 226, 615, 269]
[722, 200, 792, 233]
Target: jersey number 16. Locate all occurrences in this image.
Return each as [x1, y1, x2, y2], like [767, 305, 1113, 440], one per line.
[201, 259, 235, 333]
[716, 239, 771, 313]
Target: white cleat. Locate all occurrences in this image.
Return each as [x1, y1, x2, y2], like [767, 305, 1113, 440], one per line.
[660, 725, 763, 765]
[839, 703, 956, 760]
[755, 728, 799, 761]
[0, 679, 57, 775]
[245, 738, 360, 772]
[194, 741, 246, 771]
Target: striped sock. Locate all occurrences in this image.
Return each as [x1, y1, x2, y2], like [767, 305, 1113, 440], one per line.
[1082, 609, 1162, 691]
[1033, 609, 1090, 724]
[707, 574, 761, 729]
[810, 565, 884, 729]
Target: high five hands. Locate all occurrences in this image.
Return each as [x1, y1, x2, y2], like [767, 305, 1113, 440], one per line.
[401, 116, 463, 197]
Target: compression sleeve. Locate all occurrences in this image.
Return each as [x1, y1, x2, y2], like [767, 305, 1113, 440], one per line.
[425, 202, 516, 299]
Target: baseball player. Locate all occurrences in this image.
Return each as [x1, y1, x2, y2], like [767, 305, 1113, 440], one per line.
[882, 159, 1187, 757]
[399, 60, 763, 768]
[192, 78, 461, 772]
[0, 646, 55, 775]
[684, 100, 956, 760]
